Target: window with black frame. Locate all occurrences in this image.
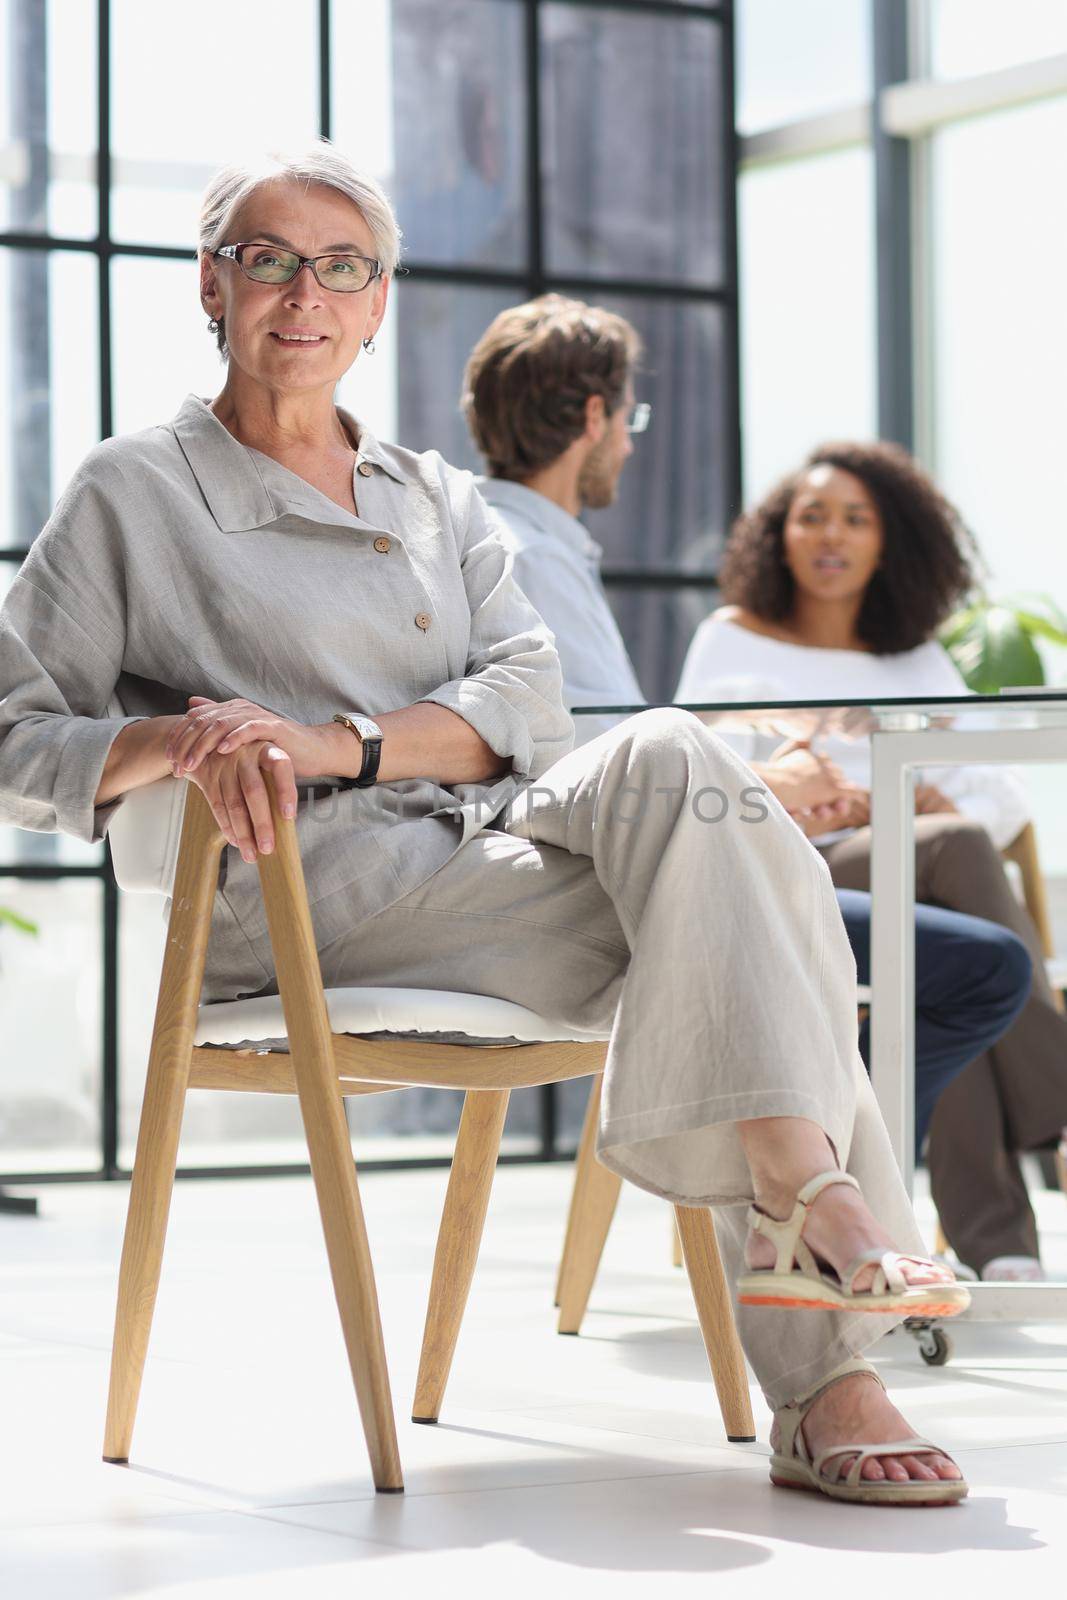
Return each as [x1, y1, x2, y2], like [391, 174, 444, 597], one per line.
[0, 0, 738, 1182]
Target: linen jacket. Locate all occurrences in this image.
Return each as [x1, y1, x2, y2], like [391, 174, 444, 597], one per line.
[0, 394, 574, 965]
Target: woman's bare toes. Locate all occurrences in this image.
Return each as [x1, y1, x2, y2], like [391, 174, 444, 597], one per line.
[850, 1255, 952, 1294]
[801, 1374, 962, 1488]
[898, 1455, 938, 1481]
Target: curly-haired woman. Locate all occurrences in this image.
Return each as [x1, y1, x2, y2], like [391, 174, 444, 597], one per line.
[678, 441, 1067, 1282]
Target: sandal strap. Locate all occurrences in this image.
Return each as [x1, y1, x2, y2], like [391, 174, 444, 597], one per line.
[813, 1437, 946, 1489]
[746, 1170, 860, 1275]
[796, 1171, 860, 1208]
[789, 1355, 885, 1415]
[774, 1356, 884, 1463]
[842, 1248, 949, 1296]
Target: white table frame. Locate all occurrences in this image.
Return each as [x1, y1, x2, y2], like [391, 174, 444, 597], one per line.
[871, 718, 1067, 1323]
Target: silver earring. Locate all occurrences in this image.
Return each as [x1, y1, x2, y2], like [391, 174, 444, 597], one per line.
[362, 335, 377, 354]
[207, 317, 219, 334]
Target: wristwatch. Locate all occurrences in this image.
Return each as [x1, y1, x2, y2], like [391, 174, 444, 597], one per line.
[332, 712, 384, 788]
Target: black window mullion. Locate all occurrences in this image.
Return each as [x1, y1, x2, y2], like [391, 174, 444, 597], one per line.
[721, 0, 742, 519]
[318, 0, 332, 140]
[525, 0, 545, 295]
[872, 0, 914, 450]
[97, 0, 112, 442]
[103, 864, 120, 1176]
[602, 569, 719, 589]
[527, 0, 552, 1154]
[548, 0, 726, 19]
[99, 0, 117, 1178]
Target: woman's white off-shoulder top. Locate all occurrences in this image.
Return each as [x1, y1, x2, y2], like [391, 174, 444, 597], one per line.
[675, 614, 1030, 850]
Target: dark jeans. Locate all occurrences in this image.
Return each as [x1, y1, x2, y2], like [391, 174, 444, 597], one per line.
[835, 888, 1032, 1162]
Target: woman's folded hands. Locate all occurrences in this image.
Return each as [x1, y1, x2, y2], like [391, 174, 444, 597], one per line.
[752, 740, 866, 834]
[164, 695, 335, 862]
[753, 741, 959, 840]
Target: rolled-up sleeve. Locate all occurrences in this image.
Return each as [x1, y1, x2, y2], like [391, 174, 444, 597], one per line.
[0, 453, 143, 842]
[418, 479, 574, 779]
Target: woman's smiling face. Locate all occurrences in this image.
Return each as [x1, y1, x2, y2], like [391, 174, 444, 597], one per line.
[782, 463, 884, 607]
[200, 177, 389, 395]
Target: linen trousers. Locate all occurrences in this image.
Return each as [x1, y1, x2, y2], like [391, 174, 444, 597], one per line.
[225, 710, 923, 1407]
[822, 812, 1067, 1272]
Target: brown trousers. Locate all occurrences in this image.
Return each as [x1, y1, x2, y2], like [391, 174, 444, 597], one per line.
[822, 814, 1067, 1272]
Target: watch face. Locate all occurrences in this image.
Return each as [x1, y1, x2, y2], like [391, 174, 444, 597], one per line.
[337, 714, 382, 742]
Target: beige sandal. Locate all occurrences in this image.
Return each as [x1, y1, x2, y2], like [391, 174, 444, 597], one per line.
[737, 1172, 971, 1317]
[771, 1357, 968, 1506]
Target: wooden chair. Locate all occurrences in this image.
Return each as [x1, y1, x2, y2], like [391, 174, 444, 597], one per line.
[554, 1076, 754, 1441]
[103, 775, 754, 1493]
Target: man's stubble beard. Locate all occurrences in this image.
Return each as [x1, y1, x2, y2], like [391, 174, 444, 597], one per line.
[577, 437, 623, 511]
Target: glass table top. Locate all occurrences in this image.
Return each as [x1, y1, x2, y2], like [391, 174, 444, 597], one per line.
[571, 691, 1067, 740]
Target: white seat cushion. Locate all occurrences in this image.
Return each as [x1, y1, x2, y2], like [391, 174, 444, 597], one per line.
[106, 780, 610, 1049]
[195, 986, 610, 1048]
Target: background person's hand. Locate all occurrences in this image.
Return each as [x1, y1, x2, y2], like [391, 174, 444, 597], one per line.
[758, 738, 852, 814]
[914, 784, 959, 816]
[790, 806, 838, 839]
[787, 786, 868, 837]
[184, 739, 299, 861]
[166, 695, 334, 783]
[824, 786, 872, 829]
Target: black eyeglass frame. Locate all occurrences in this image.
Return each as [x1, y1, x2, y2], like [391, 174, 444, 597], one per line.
[213, 242, 383, 293]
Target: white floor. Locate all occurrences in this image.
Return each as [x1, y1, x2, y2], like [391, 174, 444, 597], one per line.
[2, 1163, 1067, 1597]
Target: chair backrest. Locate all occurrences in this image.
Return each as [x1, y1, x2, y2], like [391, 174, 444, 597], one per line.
[1002, 820, 1056, 961]
[105, 776, 187, 895]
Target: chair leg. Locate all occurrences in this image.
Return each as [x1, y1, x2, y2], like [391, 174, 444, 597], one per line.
[102, 1031, 191, 1464]
[674, 1205, 756, 1443]
[103, 786, 223, 1466]
[555, 1074, 602, 1308]
[671, 1214, 684, 1268]
[413, 1088, 510, 1423]
[556, 1083, 623, 1336]
[258, 794, 402, 1493]
[298, 1064, 403, 1491]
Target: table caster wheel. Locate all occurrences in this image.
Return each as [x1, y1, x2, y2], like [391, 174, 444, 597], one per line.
[918, 1326, 951, 1367]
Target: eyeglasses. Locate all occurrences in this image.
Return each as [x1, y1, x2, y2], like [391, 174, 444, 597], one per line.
[626, 402, 652, 435]
[213, 242, 382, 293]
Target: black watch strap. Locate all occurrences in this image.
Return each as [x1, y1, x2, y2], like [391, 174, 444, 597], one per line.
[333, 713, 384, 788]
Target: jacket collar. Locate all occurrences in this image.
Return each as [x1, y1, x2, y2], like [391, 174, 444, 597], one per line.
[170, 393, 409, 533]
[477, 476, 604, 563]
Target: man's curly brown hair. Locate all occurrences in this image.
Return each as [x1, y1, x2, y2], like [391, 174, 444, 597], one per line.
[720, 440, 978, 654]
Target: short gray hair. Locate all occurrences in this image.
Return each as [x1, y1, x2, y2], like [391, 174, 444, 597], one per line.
[198, 140, 402, 356]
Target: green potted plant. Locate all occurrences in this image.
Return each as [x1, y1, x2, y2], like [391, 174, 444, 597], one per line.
[940, 593, 1067, 693]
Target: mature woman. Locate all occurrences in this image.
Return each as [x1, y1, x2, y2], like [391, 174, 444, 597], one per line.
[0, 147, 967, 1505]
[678, 440, 1067, 1282]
